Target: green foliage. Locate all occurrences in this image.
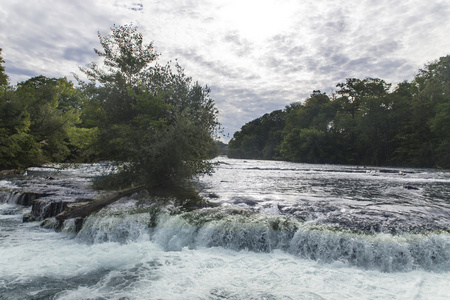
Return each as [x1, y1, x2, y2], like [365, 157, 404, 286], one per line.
[229, 56, 450, 168]
[0, 72, 96, 170]
[228, 110, 285, 159]
[281, 128, 327, 163]
[0, 87, 38, 169]
[0, 25, 218, 181]
[0, 48, 8, 87]
[15, 76, 84, 162]
[79, 24, 219, 187]
[2, 33, 449, 172]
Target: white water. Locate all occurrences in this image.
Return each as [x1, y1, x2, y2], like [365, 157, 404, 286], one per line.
[1, 206, 449, 300]
[1, 158, 449, 299]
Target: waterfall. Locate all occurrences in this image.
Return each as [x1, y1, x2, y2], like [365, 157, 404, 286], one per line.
[73, 206, 450, 273]
[0, 191, 40, 206]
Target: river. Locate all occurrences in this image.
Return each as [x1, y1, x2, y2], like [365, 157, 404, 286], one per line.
[0, 157, 449, 299]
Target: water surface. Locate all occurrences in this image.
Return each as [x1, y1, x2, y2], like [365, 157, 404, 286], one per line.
[0, 158, 449, 299]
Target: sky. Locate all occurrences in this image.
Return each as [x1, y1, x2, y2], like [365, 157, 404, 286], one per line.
[1, 0, 450, 141]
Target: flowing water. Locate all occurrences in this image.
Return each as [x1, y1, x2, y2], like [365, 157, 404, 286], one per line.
[0, 158, 449, 299]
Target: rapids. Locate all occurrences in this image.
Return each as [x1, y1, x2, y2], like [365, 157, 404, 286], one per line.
[0, 158, 449, 299]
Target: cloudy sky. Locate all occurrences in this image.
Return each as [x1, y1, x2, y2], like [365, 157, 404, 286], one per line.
[1, 0, 450, 140]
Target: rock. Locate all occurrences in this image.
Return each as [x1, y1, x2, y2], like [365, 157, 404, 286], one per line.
[379, 169, 405, 175]
[0, 169, 25, 176]
[31, 199, 68, 220]
[16, 192, 41, 206]
[40, 218, 59, 229]
[23, 213, 34, 222]
[403, 185, 420, 190]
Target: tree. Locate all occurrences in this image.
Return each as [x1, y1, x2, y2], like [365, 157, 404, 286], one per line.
[281, 128, 327, 163]
[391, 56, 450, 167]
[15, 76, 86, 162]
[421, 56, 450, 168]
[280, 91, 338, 163]
[229, 56, 450, 168]
[0, 87, 37, 170]
[228, 110, 285, 159]
[79, 24, 219, 188]
[336, 78, 390, 119]
[1, 75, 83, 169]
[0, 48, 8, 88]
[0, 50, 40, 169]
[332, 78, 391, 164]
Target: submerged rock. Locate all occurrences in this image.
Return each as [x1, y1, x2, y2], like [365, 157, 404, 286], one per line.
[23, 213, 33, 222]
[0, 169, 25, 176]
[403, 185, 420, 190]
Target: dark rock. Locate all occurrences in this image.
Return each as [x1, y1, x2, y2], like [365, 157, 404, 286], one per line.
[404, 185, 420, 190]
[208, 193, 219, 199]
[74, 217, 84, 232]
[31, 199, 68, 220]
[379, 169, 405, 175]
[16, 192, 41, 206]
[40, 218, 59, 229]
[233, 197, 258, 206]
[23, 213, 34, 222]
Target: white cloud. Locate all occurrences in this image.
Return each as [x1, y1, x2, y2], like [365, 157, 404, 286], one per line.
[1, 0, 450, 140]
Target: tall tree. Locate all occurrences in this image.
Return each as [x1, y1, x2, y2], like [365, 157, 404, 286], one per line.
[0, 52, 38, 169]
[79, 25, 219, 188]
[281, 91, 336, 163]
[420, 56, 450, 168]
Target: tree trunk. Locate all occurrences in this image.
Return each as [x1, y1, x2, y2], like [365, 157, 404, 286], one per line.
[55, 185, 146, 224]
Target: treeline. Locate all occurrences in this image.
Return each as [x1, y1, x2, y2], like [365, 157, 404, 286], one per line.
[228, 55, 450, 168]
[0, 25, 219, 188]
[0, 74, 91, 169]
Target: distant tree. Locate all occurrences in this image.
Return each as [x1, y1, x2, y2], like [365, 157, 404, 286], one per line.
[331, 78, 391, 164]
[418, 56, 450, 168]
[215, 140, 228, 155]
[79, 24, 219, 188]
[281, 128, 327, 163]
[283, 91, 331, 133]
[336, 78, 390, 119]
[281, 91, 337, 163]
[229, 56, 450, 169]
[228, 110, 285, 159]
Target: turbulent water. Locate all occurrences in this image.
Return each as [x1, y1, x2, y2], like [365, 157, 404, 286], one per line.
[0, 158, 449, 299]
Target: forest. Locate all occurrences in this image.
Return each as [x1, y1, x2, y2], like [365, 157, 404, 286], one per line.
[2, 26, 450, 181]
[0, 25, 219, 188]
[228, 55, 450, 169]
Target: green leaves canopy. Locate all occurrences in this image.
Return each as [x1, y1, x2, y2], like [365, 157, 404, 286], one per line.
[79, 25, 219, 187]
[229, 55, 450, 168]
[0, 75, 92, 169]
